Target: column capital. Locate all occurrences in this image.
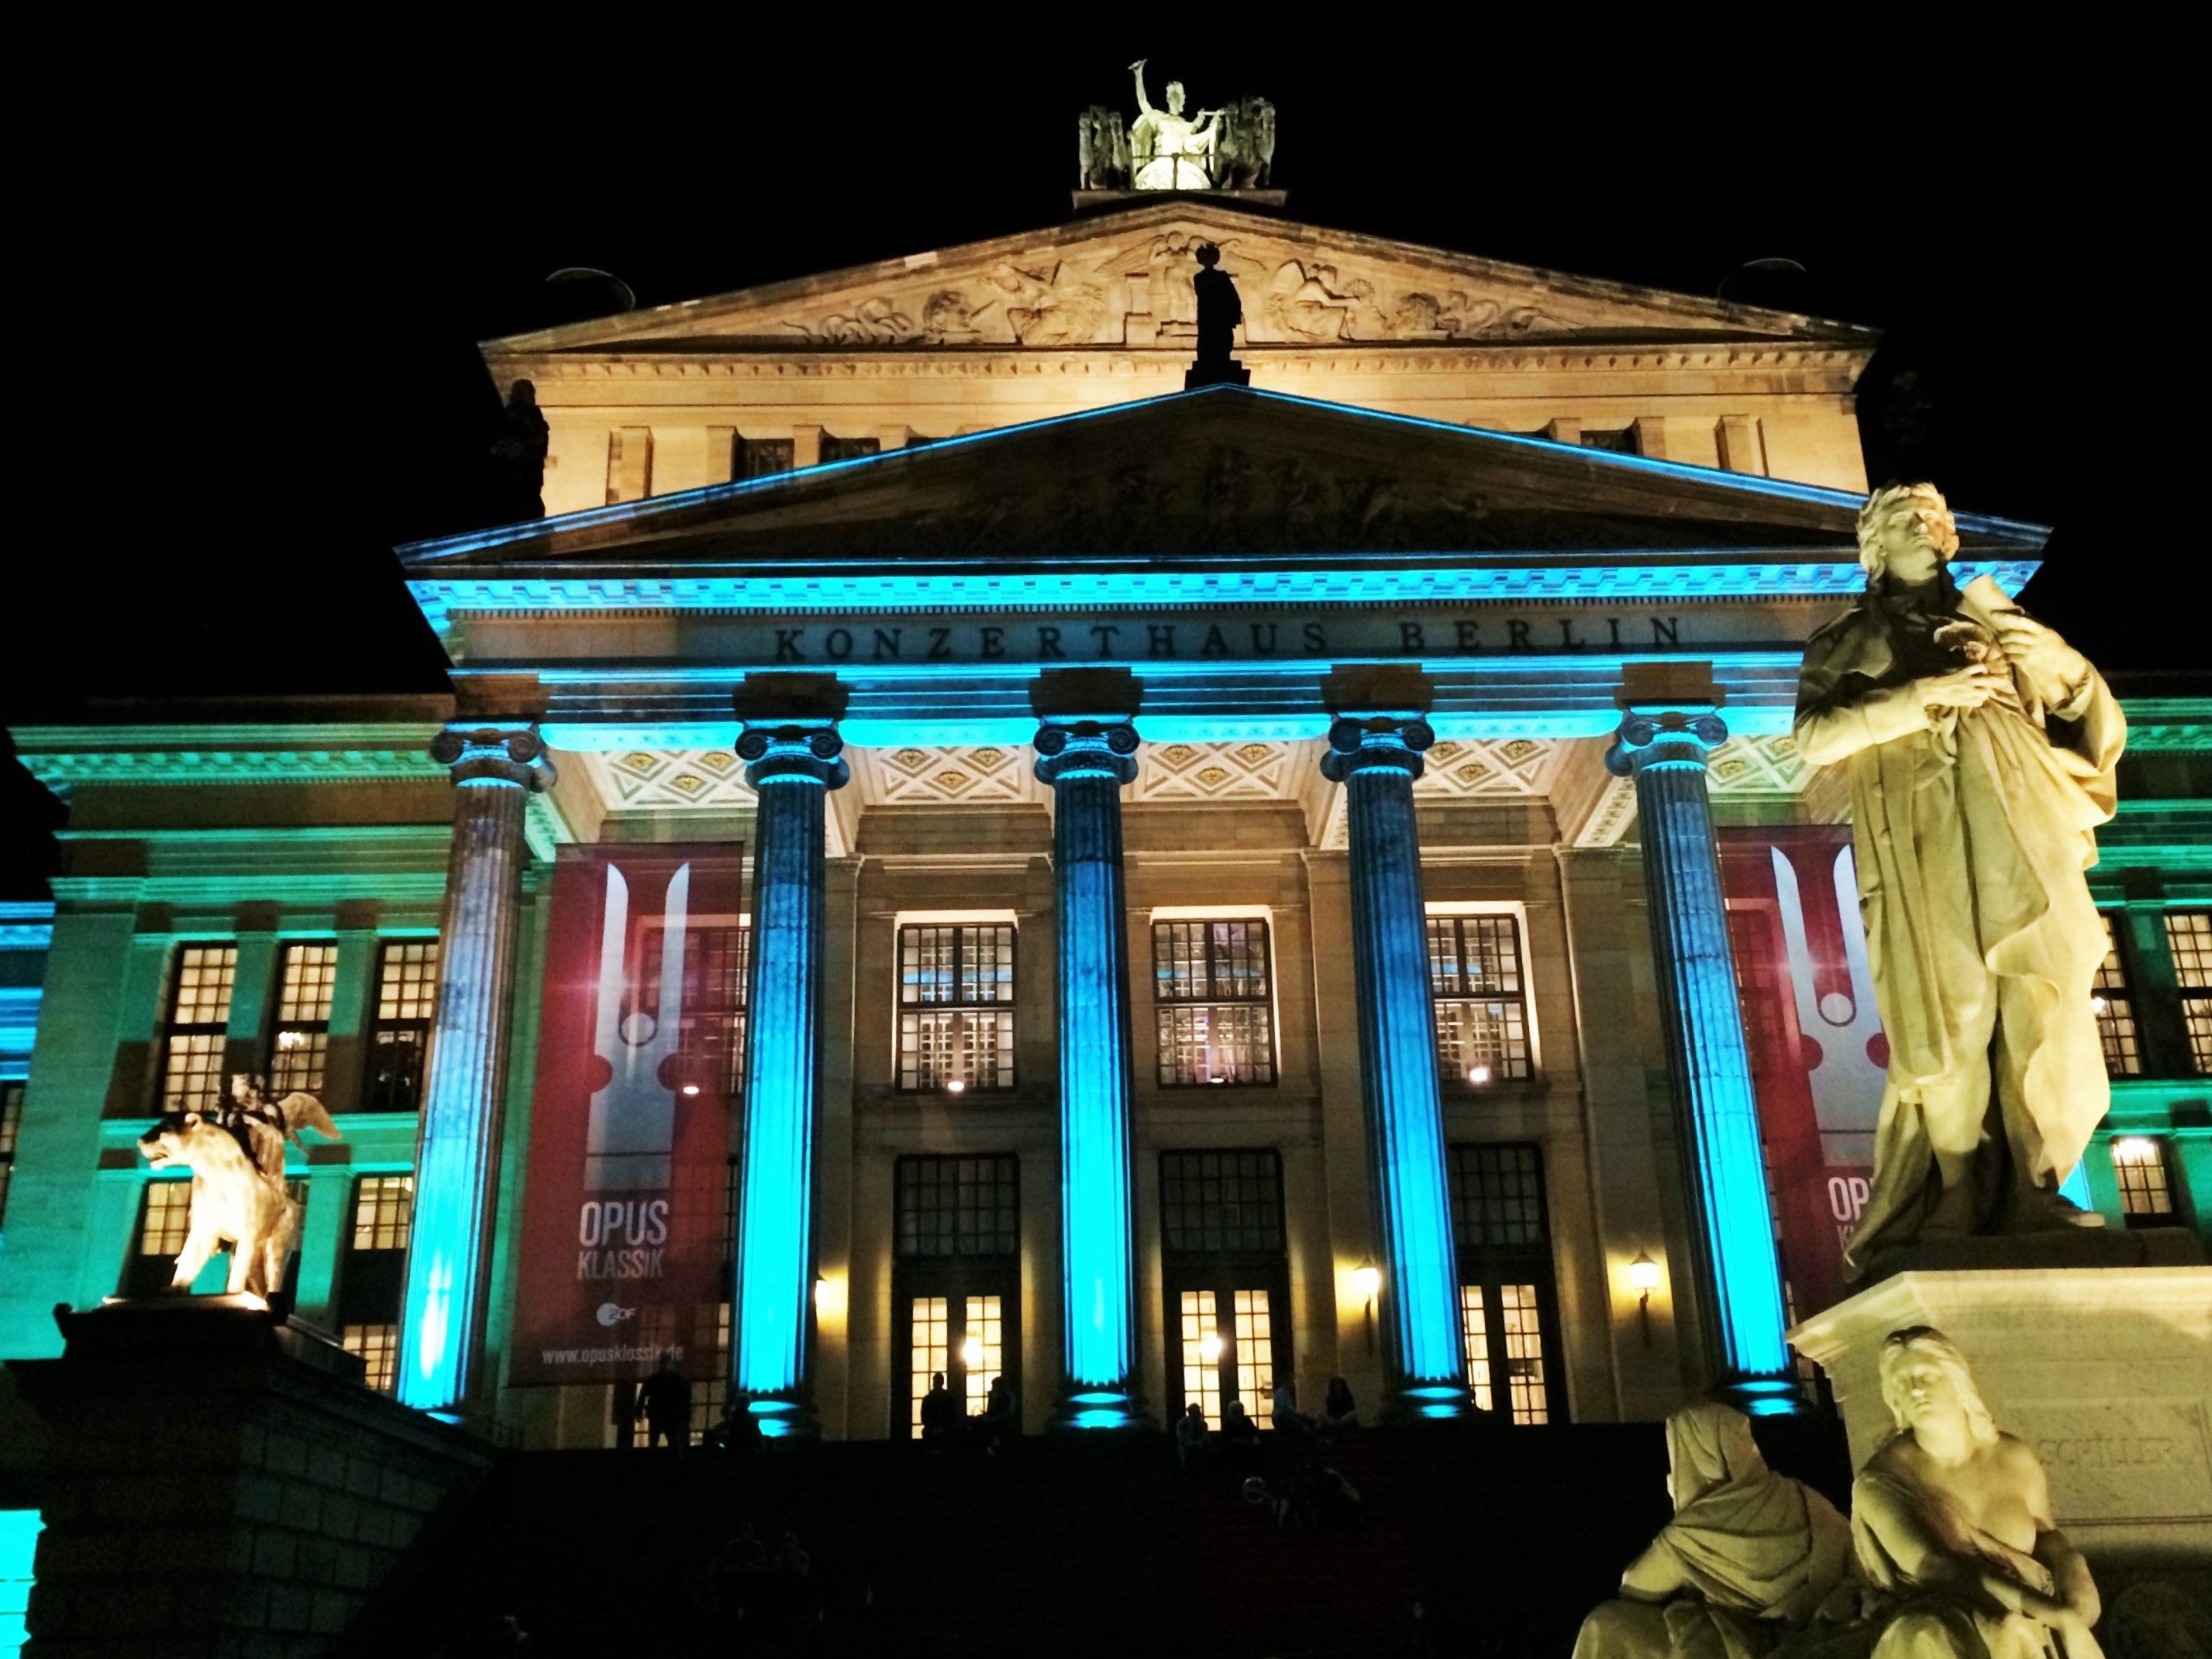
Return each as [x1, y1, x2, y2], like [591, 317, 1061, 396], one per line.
[736, 722, 850, 790]
[1604, 710, 1729, 777]
[1033, 720, 1139, 786]
[429, 722, 555, 790]
[1321, 715, 1435, 783]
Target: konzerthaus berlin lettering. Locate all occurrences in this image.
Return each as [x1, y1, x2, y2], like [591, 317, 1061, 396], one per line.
[4, 194, 2207, 1449]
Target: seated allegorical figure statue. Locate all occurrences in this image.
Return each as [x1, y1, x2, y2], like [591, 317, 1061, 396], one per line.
[1852, 1327, 2102, 1659]
[1573, 1400, 1854, 1659]
[1128, 58, 1221, 190]
[1793, 484, 2124, 1274]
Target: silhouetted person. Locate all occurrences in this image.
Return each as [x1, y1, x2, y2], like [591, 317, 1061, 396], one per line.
[491, 377, 550, 521]
[1176, 1400, 1211, 1474]
[919, 1371, 959, 1447]
[1187, 244, 1249, 388]
[637, 1354, 691, 1452]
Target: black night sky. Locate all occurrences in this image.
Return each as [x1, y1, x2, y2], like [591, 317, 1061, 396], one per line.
[5, 48, 2186, 724]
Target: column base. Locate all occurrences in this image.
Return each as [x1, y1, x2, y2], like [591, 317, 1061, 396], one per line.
[1047, 1381, 1153, 1433]
[1383, 1378, 1475, 1424]
[739, 1390, 819, 1441]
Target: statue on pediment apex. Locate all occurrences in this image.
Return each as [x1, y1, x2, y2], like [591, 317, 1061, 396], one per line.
[1129, 60, 1223, 190]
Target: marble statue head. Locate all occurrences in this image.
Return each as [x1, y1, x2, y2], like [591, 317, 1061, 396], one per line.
[1855, 482, 1959, 582]
[1879, 1326, 1999, 1447]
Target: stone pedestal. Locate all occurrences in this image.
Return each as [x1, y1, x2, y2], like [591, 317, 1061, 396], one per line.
[1788, 1267, 2212, 1564]
[9, 1299, 491, 1655]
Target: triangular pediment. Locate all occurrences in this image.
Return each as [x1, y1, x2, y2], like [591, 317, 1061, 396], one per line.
[401, 388, 2043, 574]
[483, 199, 1873, 358]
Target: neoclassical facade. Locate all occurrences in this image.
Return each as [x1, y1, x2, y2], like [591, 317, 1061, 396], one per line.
[5, 198, 2207, 1448]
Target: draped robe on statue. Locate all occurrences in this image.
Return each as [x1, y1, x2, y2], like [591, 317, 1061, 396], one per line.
[1792, 573, 2125, 1273]
[1573, 1403, 1853, 1659]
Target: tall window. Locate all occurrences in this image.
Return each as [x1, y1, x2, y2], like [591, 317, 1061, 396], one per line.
[1152, 919, 1276, 1086]
[821, 434, 881, 463]
[736, 436, 794, 479]
[2110, 1138, 2177, 1227]
[160, 945, 237, 1113]
[339, 1175, 414, 1391]
[270, 943, 338, 1096]
[0, 1080, 22, 1226]
[897, 924, 1015, 1092]
[1449, 1144, 1561, 1425]
[2165, 913, 2212, 1073]
[2091, 916, 2142, 1078]
[365, 941, 439, 1112]
[1428, 914, 1532, 1086]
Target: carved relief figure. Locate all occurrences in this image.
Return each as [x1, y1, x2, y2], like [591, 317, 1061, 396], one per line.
[1128, 59, 1221, 190]
[1852, 1327, 2103, 1659]
[136, 1076, 343, 1298]
[1794, 484, 2124, 1272]
[988, 261, 1109, 346]
[1573, 1401, 1853, 1659]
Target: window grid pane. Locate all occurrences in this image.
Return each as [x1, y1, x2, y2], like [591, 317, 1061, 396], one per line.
[1498, 1283, 1550, 1425]
[963, 1294, 1004, 1415]
[350, 1175, 415, 1251]
[2111, 1138, 2176, 1219]
[1160, 1151, 1286, 1255]
[2165, 914, 2212, 1073]
[1234, 1289, 1273, 1428]
[1448, 1144, 1547, 1248]
[1180, 1290, 1222, 1430]
[343, 1323, 399, 1392]
[1460, 1286, 1493, 1413]
[140, 1182, 195, 1256]
[2092, 915, 2142, 1078]
[895, 1155, 1019, 1259]
[1428, 916, 1532, 1082]
[0, 1080, 22, 1227]
[897, 927, 1017, 1090]
[1152, 919, 1275, 1086]
[911, 1296, 949, 1433]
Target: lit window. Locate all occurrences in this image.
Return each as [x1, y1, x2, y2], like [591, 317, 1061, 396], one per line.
[2165, 914, 2212, 1074]
[910, 1296, 949, 1434]
[0, 1079, 22, 1227]
[1427, 915, 1532, 1085]
[139, 1181, 195, 1257]
[898, 925, 1015, 1092]
[270, 942, 338, 1096]
[160, 945, 237, 1114]
[820, 434, 881, 464]
[2092, 916, 2142, 1078]
[736, 435, 794, 479]
[2110, 1137, 2176, 1224]
[1153, 919, 1275, 1086]
[350, 1175, 415, 1252]
[342, 1323, 398, 1392]
[366, 941, 439, 1112]
[896, 1156, 1019, 1259]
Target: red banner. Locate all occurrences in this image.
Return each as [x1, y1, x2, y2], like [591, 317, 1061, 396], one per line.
[1719, 827, 1886, 1317]
[511, 845, 743, 1385]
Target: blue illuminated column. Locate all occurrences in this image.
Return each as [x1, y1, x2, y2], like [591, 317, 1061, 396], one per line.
[732, 678, 849, 1437]
[1605, 699, 1795, 1412]
[1033, 671, 1146, 1429]
[399, 722, 553, 1416]
[1321, 673, 1470, 1420]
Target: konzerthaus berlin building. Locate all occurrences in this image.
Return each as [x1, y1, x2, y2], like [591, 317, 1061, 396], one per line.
[4, 194, 2208, 1448]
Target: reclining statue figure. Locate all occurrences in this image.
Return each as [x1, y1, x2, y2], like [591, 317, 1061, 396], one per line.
[136, 1073, 343, 1298]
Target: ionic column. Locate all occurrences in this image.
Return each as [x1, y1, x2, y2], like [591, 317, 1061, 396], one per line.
[1604, 676, 1793, 1410]
[1319, 668, 1469, 1420]
[731, 676, 849, 1437]
[398, 721, 553, 1416]
[1032, 669, 1146, 1430]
